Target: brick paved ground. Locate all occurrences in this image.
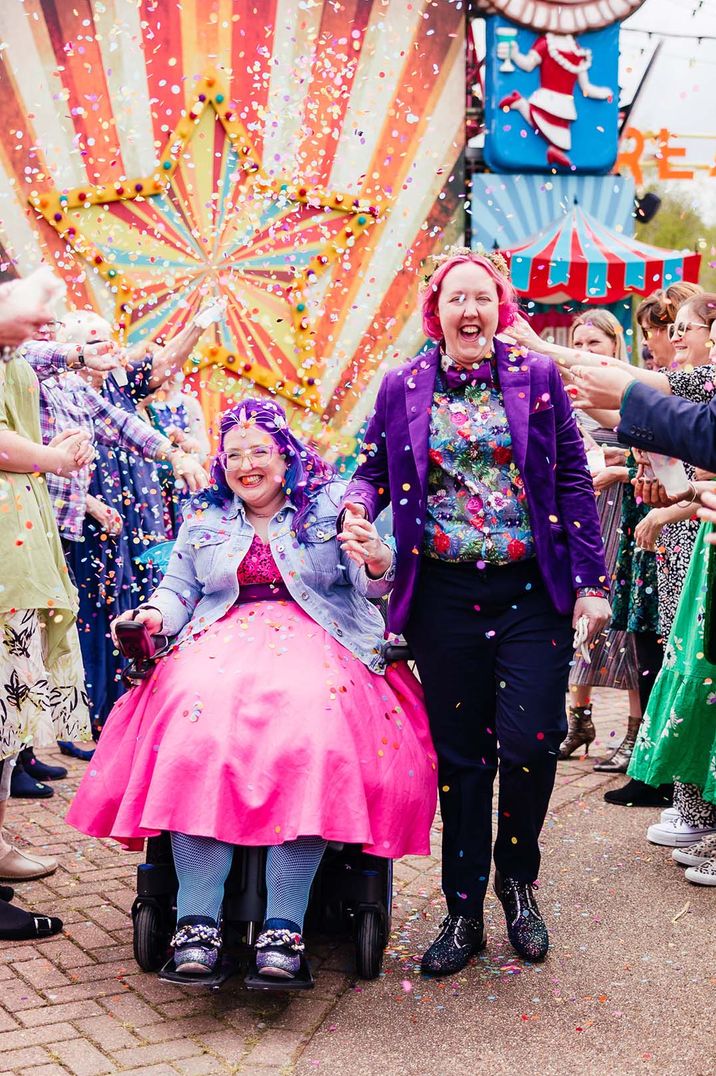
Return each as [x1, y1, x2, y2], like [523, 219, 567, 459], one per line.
[0, 689, 630, 1075]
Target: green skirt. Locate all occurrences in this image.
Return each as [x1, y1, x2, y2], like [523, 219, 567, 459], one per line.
[628, 523, 716, 804]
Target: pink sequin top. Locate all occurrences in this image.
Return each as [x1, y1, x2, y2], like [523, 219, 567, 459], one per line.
[237, 534, 282, 585]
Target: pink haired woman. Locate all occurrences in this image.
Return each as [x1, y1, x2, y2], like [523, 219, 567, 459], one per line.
[340, 249, 609, 973]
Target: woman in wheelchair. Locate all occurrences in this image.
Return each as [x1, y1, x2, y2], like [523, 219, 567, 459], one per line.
[67, 398, 436, 980]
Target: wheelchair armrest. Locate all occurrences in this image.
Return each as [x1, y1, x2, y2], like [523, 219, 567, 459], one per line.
[383, 643, 413, 664]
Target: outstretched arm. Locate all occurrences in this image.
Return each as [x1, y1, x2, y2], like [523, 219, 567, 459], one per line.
[577, 69, 613, 100]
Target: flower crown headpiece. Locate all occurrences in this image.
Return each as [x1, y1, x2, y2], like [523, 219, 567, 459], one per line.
[421, 245, 511, 290]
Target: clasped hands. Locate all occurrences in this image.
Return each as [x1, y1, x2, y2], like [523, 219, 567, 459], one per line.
[338, 501, 392, 579]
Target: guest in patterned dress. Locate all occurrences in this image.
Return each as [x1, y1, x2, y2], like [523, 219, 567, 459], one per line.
[555, 310, 641, 766]
[18, 317, 209, 749]
[342, 249, 609, 973]
[67, 398, 437, 982]
[0, 274, 91, 911]
[569, 294, 716, 845]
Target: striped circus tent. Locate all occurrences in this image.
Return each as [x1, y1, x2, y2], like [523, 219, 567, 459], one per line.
[499, 201, 701, 305]
[0, 0, 465, 454]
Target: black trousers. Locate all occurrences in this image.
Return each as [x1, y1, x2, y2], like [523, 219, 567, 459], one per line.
[405, 557, 573, 918]
[633, 630, 664, 716]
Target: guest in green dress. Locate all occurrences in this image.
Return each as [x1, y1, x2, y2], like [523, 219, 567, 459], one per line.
[628, 522, 716, 882]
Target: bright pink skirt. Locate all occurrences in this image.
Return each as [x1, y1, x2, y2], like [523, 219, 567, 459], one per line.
[66, 601, 437, 858]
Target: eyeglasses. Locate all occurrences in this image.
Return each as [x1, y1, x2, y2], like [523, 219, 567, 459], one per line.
[219, 445, 275, 471]
[667, 321, 709, 341]
[641, 325, 668, 340]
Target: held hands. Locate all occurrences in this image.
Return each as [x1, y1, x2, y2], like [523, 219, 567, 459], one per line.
[111, 607, 163, 645]
[81, 341, 123, 372]
[86, 494, 122, 536]
[47, 428, 94, 475]
[568, 364, 635, 411]
[338, 502, 391, 578]
[573, 595, 611, 644]
[170, 451, 209, 492]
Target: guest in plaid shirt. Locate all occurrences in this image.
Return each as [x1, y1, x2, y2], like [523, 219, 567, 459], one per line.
[18, 341, 208, 543]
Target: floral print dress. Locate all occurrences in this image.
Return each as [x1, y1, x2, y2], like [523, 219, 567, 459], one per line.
[0, 357, 90, 758]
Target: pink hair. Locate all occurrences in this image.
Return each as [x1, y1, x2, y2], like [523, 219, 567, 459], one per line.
[421, 253, 518, 341]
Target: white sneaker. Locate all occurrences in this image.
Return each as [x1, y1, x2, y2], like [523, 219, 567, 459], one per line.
[660, 807, 679, 823]
[684, 858, 716, 886]
[672, 833, 716, 867]
[647, 818, 716, 847]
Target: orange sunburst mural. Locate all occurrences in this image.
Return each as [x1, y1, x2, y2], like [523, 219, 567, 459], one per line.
[0, 0, 465, 454]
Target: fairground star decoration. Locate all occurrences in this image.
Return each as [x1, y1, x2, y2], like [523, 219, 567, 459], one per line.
[29, 71, 380, 412]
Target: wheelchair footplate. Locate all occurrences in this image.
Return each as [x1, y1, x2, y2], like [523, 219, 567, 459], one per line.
[244, 954, 314, 992]
[158, 954, 237, 990]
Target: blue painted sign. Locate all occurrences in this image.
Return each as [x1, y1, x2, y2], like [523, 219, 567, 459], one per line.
[484, 16, 620, 175]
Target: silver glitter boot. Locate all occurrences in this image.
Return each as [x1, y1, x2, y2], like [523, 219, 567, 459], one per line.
[255, 925, 305, 978]
[171, 916, 221, 975]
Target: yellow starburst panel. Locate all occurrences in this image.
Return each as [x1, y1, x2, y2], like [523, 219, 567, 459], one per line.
[29, 73, 380, 412]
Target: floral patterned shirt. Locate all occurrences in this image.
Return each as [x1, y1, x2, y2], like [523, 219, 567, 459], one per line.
[423, 366, 535, 564]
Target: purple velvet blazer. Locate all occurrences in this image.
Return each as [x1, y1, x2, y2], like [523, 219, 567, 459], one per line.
[344, 340, 607, 634]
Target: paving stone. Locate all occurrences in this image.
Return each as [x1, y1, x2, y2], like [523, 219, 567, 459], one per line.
[11, 957, 73, 990]
[62, 922, 117, 950]
[190, 1030, 248, 1067]
[17, 999, 104, 1027]
[172, 1056, 232, 1075]
[240, 1029, 305, 1068]
[0, 1020, 76, 1053]
[30, 937, 95, 968]
[0, 1046, 54, 1069]
[47, 1038, 117, 1075]
[99, 992, 163, 1026]
[0, 1012, 18, 1034]
[110, 1039, 202, 1067]
[74, 1013, 143, 1050]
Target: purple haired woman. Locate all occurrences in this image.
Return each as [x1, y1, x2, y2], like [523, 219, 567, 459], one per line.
[67, 398, 436, 981]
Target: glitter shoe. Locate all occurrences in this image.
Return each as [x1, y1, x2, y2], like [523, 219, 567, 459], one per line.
[494, 872, 549, 962]
[255, 924, 305, 979]
[684, 858, 716, 886]
[171, 916, 221, 976]
[420, 914, 486, 976]
[672, 833, 716, 867]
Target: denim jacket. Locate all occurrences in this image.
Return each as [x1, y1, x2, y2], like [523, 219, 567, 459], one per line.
[146, 480, 396, 673]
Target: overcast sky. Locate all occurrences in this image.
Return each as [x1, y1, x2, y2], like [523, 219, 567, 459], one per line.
[620, 0, 716, 221]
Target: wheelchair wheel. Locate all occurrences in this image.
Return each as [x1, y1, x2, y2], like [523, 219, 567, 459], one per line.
[355, 909, 384, 980]
[133, 902, 168, 971]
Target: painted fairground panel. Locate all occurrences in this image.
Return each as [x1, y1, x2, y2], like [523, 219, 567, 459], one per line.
[470, 173, 636, 250]
[0, 0, 465, 458]
[471, 172, 636, 348]
[483, 16, 620, 175]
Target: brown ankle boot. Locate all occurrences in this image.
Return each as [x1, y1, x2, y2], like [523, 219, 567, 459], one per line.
[593, 715, 641, 773]
[558, 705, 596, 759]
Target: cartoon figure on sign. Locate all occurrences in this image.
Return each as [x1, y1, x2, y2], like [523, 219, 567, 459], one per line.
[497, 33, 613, 169]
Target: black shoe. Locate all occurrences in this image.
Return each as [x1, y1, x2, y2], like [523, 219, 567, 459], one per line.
[603, 779, 673, 807]
[10, 763, 54, 799]
[57, 741, 95, 762]
[19, 748, 67, 782]
[420, 914, 486, 976]
[494, 872, 549, 962]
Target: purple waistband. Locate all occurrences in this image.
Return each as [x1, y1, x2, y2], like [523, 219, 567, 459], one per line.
[235, 582, 293, 604]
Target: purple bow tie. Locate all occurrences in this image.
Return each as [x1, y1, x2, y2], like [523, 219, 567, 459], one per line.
[440, 356, 493, 392]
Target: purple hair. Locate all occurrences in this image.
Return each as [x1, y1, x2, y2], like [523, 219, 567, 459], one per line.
[204, 397, 335, 542]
